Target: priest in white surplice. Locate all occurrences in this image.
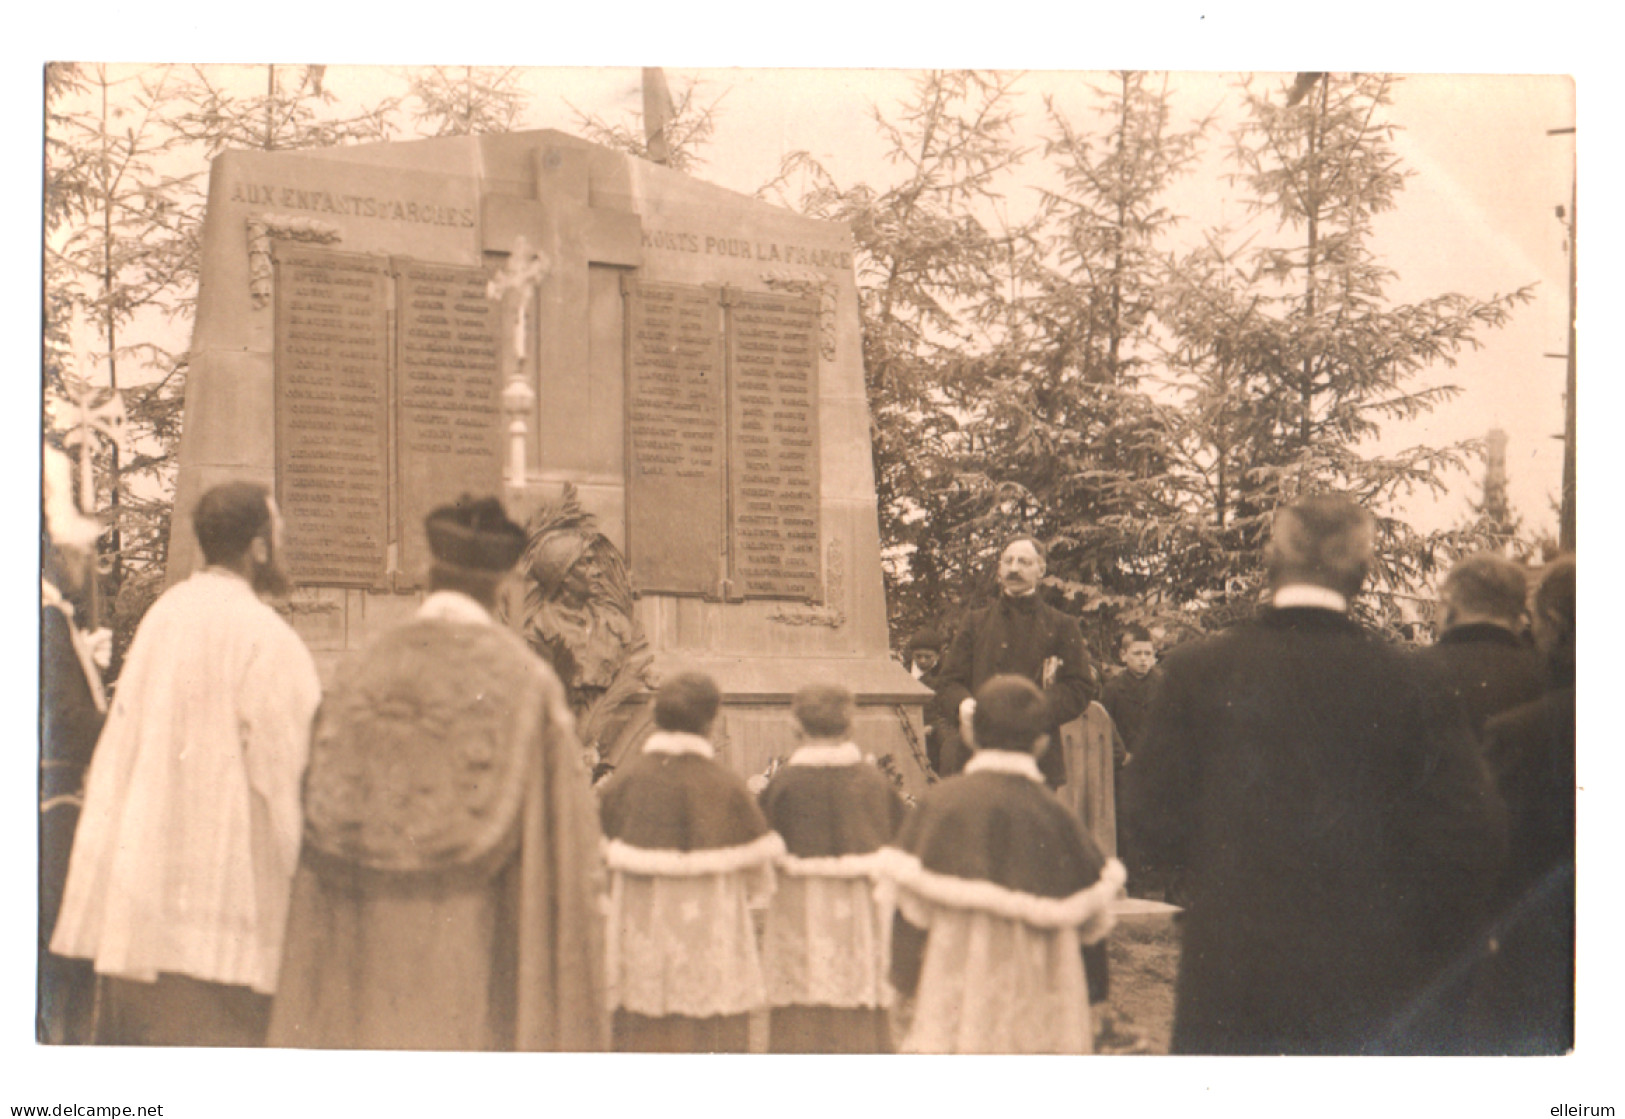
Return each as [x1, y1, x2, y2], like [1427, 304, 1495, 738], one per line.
[51, 482, 321, 1046]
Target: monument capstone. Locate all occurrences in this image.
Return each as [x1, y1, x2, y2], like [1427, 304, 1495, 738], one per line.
[168, 129, 933, 789]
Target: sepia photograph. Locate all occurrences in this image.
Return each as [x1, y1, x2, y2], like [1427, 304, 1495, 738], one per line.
[20, 10, 1613, 1116]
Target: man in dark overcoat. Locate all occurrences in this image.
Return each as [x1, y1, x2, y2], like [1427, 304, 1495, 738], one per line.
[1125, 495, 1507, 1054]
[1414, 551, 1545, 739]
[1476, 555, 1575, 1053]
[933, 535, 1095, 787]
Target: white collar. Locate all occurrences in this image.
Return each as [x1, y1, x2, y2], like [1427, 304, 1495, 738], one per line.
[788, 740, 863, 767]
[417, 590, 494, 626]
[964, 749, 1045, 784]
[41, 577, 69, 615]
[642, 731, 716, 759]
[200, 565, 253, 589]
[1271, 584, 1348, 613]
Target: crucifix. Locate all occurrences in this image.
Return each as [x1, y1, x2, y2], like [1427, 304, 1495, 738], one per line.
[60, 383, 127, 628]
[486, 235, 551, 498]
[481, 144, 643, 509]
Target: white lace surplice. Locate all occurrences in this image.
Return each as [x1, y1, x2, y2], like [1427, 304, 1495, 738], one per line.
[49, 570, 321, 995]
[606, 865, 772, 1018]
[762, 872, 892, 1009]
[900, 890, 1092, 1055]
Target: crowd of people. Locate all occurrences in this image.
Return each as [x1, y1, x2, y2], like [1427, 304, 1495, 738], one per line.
[39, 469, 1576, 1055]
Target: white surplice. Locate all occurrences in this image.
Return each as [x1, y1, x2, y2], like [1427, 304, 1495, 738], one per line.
[50, 569, 321, 995]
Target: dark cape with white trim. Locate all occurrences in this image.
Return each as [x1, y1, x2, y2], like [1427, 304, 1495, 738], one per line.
[761, 761, 905, 860]
[893, 768, 1113, 904]
[600, 748, 774, 858]
[885, 765, 1122, 1005]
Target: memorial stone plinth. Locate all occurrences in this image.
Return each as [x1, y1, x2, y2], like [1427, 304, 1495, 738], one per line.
[168, 130, 931, 790]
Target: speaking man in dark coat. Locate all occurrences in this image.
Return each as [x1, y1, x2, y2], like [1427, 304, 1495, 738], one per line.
[1125, 495, 1507, 1055]
[1414, 551, 1545, 739]
[933, 535, 1095, 787]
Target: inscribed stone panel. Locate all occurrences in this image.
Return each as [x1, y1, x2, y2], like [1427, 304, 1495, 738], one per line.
[273, 245, 390, 588]
[393, 260, 503, 588]
[727, 291, 821, 601]
[623, 280, 725, 596]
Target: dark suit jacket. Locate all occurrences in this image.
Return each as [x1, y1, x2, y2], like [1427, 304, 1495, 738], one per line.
[1413, 623, 1545, 739]
[1474, 683, 1575, 1053]
[1125, 605, 1507, 1054]
[935, 593, 1094, 786]
[1101, 666, 1161, 760]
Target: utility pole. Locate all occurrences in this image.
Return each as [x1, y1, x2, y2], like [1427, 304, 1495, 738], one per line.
[1548, 125, 1577, 554]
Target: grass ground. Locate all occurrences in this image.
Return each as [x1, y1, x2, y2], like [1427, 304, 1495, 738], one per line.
[1101, 918, 1182, 1054]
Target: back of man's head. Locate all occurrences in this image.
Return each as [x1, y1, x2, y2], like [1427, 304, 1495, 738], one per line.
[1533, 555, 1576, 667]
[1535, 555, 1575, 629]
[793, 683, 854, 739]
[193, 482, 272, 566]
[1441, 552, 1530, 629]
[971, 675, 1049, 754]
[654, 672, 721, 736]
[1265, 494, 1375, 598]
[424, 494, 526, 606]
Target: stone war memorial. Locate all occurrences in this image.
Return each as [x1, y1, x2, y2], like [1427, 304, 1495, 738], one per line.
[167, 129, 934, 789]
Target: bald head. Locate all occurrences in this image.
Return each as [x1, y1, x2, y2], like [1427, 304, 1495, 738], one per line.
[1265, 495, 1375, 599]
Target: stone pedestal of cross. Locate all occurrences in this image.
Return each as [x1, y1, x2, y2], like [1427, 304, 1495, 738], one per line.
[482, 145, 643, 510]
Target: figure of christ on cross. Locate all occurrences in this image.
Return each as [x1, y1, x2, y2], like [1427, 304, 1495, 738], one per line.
[487, 236, 551, 494]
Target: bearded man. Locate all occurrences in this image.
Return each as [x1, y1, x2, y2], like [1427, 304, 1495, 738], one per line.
[51, 482, 321, 1046]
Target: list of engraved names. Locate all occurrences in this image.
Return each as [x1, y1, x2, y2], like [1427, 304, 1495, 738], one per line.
[628, 284, 722, 482]
[729, 292, 820, 599]
[395, 262, 503, 583]
[274, 247, 390, 586]
[624, 282, 725, 595]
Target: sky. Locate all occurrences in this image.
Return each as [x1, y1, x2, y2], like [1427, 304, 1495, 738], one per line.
[9, 5, 1620, 1115]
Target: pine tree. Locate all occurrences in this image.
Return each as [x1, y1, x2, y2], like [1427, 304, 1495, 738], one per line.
[760, 70, 1030, 641]
[45, 63, 195, 653]
[980, 73, 1208, 646]
[568, 73, 722, 173]
[401, 66, 530, 136]
[170, 64, 395, 156]
[1161, 73, 1533, 628]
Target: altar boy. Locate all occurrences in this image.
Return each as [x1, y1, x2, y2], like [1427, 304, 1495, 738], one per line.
[599, 673, 784, 1052]
[880, 675, 1125, 1053]
[759, 684, 906, 1052]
